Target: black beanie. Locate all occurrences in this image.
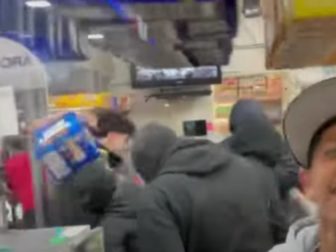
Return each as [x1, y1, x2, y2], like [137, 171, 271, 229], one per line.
[131, 123, 177, 182]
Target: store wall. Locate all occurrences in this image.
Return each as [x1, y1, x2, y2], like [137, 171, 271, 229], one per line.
[129, 93, 213, 136]
[282, 66, 336, 112]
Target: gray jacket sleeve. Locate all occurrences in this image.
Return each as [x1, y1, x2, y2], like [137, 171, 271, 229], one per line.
[269, 243, 297, 252]
[269, 218, 319, 252]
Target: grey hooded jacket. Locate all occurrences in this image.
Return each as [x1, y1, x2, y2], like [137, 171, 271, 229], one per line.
[269, 217, 319, 252]
[132, 123, 283, 252]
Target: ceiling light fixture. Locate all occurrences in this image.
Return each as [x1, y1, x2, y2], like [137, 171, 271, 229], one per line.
[25, 0, 52, 8]
[87, 34, 105, 40]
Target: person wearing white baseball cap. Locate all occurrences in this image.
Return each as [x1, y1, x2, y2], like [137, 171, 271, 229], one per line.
[270, 77, 336, 252]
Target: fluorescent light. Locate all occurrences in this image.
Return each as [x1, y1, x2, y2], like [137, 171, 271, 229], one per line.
[87, 34, 105, 40]
[25, 0, 52, 8]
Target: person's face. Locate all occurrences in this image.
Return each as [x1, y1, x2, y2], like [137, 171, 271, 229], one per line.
[80, 111, 130, 155]
[99, 132, 130, 156]
[302, 124, 336, 206]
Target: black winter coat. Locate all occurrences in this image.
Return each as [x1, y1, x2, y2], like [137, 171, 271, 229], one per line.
[73, 158, 142, 252]
[223, 99, 295, 241]
[226, 99, 299, 196]
[136, 139, 282, 252]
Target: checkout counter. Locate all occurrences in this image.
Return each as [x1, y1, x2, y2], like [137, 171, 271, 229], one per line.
[0, 226, 104, 252]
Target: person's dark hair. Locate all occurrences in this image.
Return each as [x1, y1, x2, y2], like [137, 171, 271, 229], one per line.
[90, 108, 135, 138]
[307, 116, 336, 167]
[1, 135, 28, 162]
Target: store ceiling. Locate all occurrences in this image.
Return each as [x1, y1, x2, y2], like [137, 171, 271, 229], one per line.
[0, 0, 238, 67]
[53, 0, 238, 67]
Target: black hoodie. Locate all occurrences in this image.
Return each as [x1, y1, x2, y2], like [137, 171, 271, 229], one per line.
[227, 99, 283, 166]
[132, 123, 282, 252]
[224, 99, 299, 237]
[73, 157, 142, 252]
[225, 99, 299, 195]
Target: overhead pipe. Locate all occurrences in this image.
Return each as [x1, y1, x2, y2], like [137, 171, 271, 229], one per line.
[36, 10, 85, 60]
[26, 6, 35, 38]
[60, 15, 85, 59]
[68, 17, 80, 54]
[56, 14, 63, 57]
[16, 0, 25, 35]
[0, 0, 22, 33]
[47, 10, 56, 57]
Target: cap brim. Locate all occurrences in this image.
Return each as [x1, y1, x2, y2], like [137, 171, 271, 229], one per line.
[284, 77, 336, 167]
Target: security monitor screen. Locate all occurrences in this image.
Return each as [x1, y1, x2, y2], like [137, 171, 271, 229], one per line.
[183, 120, 207, 136]
[132, 65, 221, 88]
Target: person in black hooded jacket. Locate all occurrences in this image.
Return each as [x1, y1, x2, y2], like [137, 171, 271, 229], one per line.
[131, 122, 285, 252]
[223, 99, 299, 238]
[224, 99, 299, 198]
[73, 159, 141, 252]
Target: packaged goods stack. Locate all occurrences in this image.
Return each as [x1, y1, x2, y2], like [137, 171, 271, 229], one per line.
[262, 0, 336, 69]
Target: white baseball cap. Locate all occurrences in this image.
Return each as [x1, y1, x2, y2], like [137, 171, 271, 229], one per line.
[284, 77, 336, 167]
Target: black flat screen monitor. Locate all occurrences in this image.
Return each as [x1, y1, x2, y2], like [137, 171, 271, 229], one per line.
[183, 120, 207, 137]
[131, 65, 221, 89]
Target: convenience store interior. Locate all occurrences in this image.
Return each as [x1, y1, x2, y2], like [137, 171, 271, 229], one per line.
[2, 0, 336, 251]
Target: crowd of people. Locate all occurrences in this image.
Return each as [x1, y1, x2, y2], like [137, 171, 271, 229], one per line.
[4, 77, 336, 252]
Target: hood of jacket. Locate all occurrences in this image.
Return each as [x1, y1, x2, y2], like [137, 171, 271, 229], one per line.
[160, 138, 231, 176]
[227, 99, 282, 167]
[269, 217, 319, 252]
[131, 123, 178, 182]
[131, 123, 232, 182]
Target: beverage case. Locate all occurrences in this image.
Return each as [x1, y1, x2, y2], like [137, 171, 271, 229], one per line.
[34, 112, 100, 181]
